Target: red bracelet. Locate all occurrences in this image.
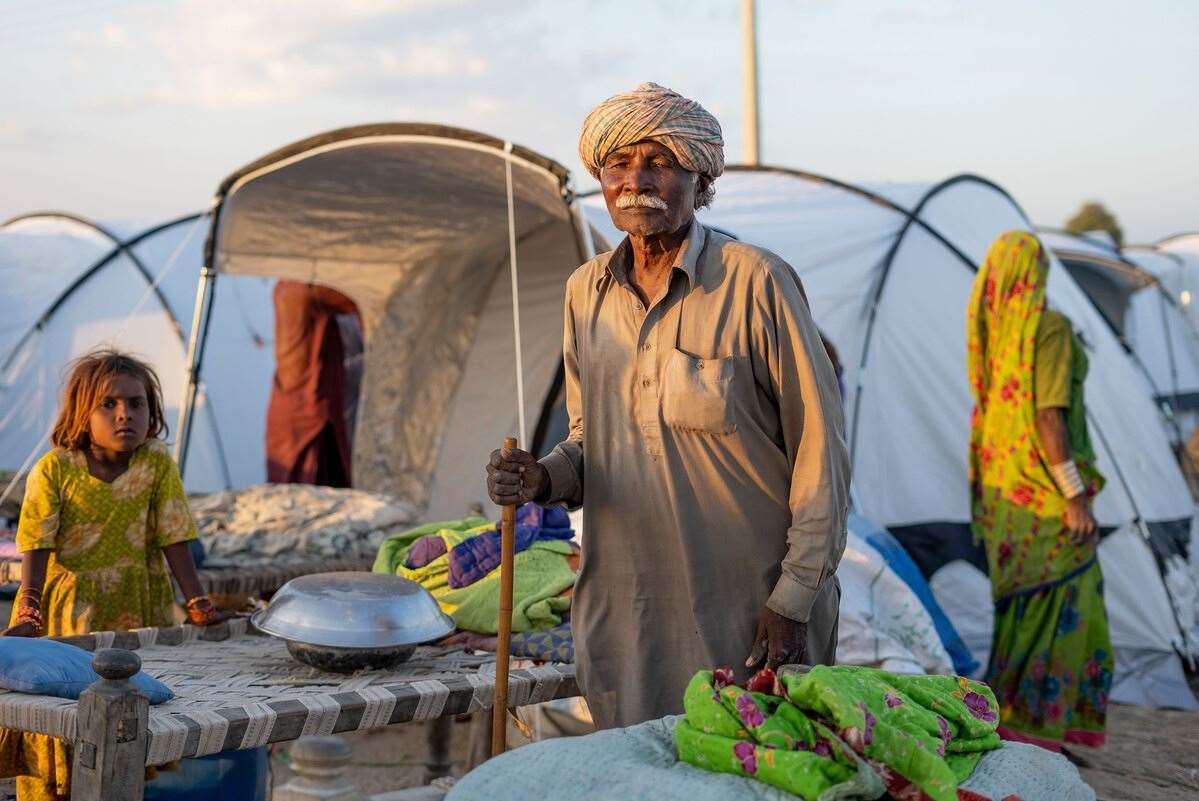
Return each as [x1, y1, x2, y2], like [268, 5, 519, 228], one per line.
[15, 605, 43, 632]
[185, 595, 221, 626]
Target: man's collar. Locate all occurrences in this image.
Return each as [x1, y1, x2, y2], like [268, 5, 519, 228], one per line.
[600, 219, 706, 289]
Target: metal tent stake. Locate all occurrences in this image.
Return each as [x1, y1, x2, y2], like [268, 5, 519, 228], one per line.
[491, 436, 519, 756]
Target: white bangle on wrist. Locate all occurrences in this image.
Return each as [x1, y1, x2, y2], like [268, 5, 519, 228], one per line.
[1049, 460, 1085, 500]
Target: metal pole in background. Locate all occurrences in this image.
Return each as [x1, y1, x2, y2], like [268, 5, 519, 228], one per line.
[741, 0, 761, 165]
[174, 263, 217, 475]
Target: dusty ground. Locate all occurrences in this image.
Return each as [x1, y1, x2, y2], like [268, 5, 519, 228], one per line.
[1070, 703, 1199, 801]
[270, 716, 484, 796]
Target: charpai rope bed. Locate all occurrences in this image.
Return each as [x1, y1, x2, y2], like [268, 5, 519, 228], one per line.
[0, 555, 374, 597]
[0, 619, 578, 767]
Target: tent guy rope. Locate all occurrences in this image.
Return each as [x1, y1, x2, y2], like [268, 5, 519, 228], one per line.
[505, 141, 527, 448]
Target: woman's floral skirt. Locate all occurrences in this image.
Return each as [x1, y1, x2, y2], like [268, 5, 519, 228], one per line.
[985, 560, 1113, 750]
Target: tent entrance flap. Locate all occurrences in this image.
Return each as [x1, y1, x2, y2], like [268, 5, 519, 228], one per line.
[177, 125, 583, 517]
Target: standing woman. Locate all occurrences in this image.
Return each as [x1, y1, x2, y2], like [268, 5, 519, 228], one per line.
[967, 231, 1113, 753]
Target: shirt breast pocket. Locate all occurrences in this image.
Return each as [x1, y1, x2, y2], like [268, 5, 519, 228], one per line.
[661, 349, 738, 435]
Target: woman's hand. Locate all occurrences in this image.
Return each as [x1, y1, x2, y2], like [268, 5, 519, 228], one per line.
[1064, 496, 1098, 545]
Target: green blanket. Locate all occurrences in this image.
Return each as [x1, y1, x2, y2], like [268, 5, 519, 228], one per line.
[372, 517, 575, 634]
[676, 666, 1002, 801]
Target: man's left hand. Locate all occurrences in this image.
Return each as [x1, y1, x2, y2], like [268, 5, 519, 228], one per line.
[745, 606, 807, 671]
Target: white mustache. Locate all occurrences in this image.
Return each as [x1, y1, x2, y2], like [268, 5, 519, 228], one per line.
[615, 193, 668, 210]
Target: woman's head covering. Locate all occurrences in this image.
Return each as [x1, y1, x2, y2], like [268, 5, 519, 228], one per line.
[967, 230, 1048, 406]
[578, 82, 725, 180]
[967, 230, 1070, 524]
[967, 233, 1106, 594]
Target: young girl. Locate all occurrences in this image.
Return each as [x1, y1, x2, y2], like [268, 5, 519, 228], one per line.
[1, 349, 224, 801]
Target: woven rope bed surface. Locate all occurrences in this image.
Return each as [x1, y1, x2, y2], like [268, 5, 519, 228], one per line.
[0, 619, 578, 766]
[0, 556, 373, 596]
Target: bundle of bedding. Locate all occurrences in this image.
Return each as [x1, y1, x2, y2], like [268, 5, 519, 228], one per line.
[373, 504, 577, 634]
[446, 665, 1095, 801]
[191, 483, 416, 563]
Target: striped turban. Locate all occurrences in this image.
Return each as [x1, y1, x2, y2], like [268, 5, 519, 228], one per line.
[578, 82, 725, 181]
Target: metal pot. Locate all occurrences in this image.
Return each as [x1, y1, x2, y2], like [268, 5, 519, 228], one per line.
[252, 572, 454, 673]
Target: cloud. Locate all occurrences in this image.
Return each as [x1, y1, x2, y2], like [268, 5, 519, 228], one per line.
[70, 23, 129, 49]
[67, 0, 487, 110]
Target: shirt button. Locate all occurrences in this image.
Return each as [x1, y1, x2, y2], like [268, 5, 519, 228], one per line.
[642, 378, 652, 387]
[634, 303, 643, 311]
[642, 343, 652, 352]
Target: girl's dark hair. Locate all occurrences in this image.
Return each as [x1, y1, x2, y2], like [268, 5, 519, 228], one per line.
[50, 349, 167, 450]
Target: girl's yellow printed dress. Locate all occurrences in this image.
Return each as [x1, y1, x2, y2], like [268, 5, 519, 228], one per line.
[1, 439, 197, 800]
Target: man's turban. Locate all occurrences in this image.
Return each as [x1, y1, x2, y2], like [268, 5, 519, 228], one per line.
[578, 82, 725, 181]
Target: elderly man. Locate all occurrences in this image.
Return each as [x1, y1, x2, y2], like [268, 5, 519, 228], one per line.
[486, 83, 848, 729]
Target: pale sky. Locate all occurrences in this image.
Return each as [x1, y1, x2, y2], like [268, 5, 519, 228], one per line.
[2, 0, 1196, 242]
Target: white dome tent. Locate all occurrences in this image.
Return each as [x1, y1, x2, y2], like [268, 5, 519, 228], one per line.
[1038, 228, 1199, 452]
[0, 211, 277, 497]
[175, 123, 596, 521]
[583, 166, 1197, 707]
[1157, 233, 1199, 331]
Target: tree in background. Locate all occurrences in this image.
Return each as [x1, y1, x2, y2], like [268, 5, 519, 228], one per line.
[1065, 201, 1123, 247]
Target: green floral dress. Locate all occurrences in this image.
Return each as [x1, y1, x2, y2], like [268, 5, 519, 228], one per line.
[2, 438, 196, 800]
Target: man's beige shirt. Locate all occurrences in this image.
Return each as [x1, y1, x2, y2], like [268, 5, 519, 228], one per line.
[541, 219, 849, 728]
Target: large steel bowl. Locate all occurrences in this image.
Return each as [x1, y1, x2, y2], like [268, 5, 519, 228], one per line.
[252, 572, 454, 672]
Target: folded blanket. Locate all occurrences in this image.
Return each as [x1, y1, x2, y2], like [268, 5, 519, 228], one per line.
[448, 504, 573, 588]
[373, 512, 576, 634]
[676, 666, 1002, 801]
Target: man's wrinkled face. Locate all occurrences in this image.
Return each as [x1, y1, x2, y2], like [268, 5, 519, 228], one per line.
[600, 141, 698, 237]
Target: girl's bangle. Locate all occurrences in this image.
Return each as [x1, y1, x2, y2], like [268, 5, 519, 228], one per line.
[15, 605, 43, 632]
[185, 595, 221, 626]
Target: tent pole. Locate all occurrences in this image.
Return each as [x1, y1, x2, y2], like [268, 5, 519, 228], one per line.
[1085, 405, 1192, 659]
[569, 200, 597, 264]
[175, 262, 217, 476]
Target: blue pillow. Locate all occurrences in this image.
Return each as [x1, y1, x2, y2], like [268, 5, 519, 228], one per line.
[0, 638, 174, 704]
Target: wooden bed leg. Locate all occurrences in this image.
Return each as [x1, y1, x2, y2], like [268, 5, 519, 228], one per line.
[275, 736, 365, 801]
[70, 649, 148, 801]
[423, 716, 454, 783]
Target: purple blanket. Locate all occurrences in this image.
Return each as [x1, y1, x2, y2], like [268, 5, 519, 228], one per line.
[447, 504, 573, 589]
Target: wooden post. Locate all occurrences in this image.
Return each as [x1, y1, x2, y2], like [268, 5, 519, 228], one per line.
[274, 736, 365, 801]
[490, 436, 518, 756]
[423, 716, 454, 783]
[70, 648, 148, 801]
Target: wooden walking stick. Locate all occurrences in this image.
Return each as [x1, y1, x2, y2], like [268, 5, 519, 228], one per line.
[491, 436, 519, 756]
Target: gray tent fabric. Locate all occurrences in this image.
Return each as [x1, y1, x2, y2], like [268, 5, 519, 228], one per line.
[193, 124, 590, 518]
[1039, 229, 1199, 432]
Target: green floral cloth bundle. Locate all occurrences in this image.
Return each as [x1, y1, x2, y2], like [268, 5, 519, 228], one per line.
[675, 666, 1003, 801]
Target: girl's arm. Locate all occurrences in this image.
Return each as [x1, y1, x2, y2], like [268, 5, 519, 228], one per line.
[162, 541, 226, 626]
[162, 541, 204, 600]
[2, 548, 51, 637]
